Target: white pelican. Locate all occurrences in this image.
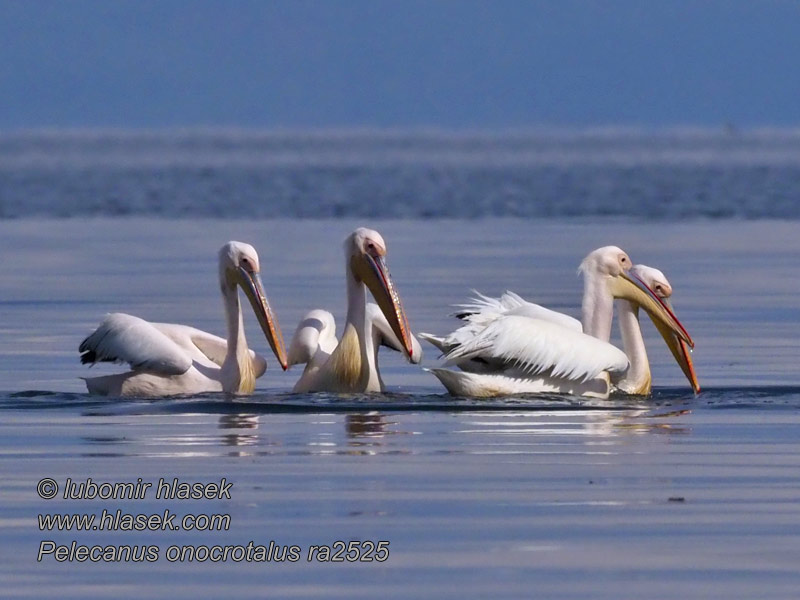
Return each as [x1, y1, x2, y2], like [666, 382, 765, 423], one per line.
[428, 264, 698, 395]
[288, 228, 418, 393]
[419, 246, 694, 398]
[613, 264, 699, 395]
[80, 241, 288, 397]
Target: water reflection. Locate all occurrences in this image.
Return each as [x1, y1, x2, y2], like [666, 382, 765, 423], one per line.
[65, 398, 696, 461]
[581, 409, 691, 438]
[217, 414, 261, 456]
[457, 408, 692, 449]
[346, 412, 388, 439]
[344, 413, 395, 456]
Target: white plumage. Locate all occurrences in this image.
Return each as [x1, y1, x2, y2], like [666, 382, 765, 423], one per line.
[421, 246, 694, 399]
[82, 315, 199, 375]
[456, 291, 582, 333]
[288, 303, 422, 391]
[80, 314, 268, 396]
[287, 309, 338, 368]
[289, 228, 419, 393]
[80, 241, 287, 397]
[444, 315, 629, 382]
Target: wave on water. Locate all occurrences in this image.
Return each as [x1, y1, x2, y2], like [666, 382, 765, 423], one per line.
[2, 129, 800, 219]
[3, 386, 800, 415]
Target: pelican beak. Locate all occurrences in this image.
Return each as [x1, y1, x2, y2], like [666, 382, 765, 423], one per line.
[352, 252, 414, 359]
[611, 271, 694, 348]
[652, 298, 701, 394]
[237, 266, 289, 370]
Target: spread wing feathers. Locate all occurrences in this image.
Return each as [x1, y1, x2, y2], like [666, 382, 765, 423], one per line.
[366, 303, 423, 364]
[455, 291, 582, 332]
[287, 309, 338, 366]
[443, 315, 629, 383]
[79, 313, 192, 375]
[453, 290, 525, 318]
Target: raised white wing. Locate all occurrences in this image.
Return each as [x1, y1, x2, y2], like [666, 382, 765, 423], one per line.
[79, 313, 192, 375]
[366, 303, 422, 364]
[287, 309, 338, 366]
[152, 324, 267, 377]
[457, 291, 582, 332]
[444, 315, 629, 383]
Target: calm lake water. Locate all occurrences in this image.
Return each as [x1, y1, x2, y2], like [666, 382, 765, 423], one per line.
[2, 215, 799, 598]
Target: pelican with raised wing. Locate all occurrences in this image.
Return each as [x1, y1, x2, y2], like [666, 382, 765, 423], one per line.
[434, 264, 699, 395]
[420, 246, 694, 398]
[288, 228, 418, 393]
[80, 241, 288, 396]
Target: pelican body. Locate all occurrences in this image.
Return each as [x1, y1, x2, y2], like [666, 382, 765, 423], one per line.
[80, 242, 288, 397]
[288, 228, 418, 393]
[421, 247, 695, 399]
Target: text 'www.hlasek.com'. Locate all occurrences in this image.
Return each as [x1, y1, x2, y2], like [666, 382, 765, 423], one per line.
[36, 477, 389, 564]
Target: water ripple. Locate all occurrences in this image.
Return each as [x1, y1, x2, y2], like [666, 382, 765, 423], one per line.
[2, 386, 800, 416]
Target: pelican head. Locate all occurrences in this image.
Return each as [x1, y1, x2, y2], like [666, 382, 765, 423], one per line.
[219, 241, 288, 370]
[630, 265, 672, 298]
[631, 264, 700, 394]
[346, 228, 414, 359]
[580, 246, 693, 348]
[579, 245, 633, 277]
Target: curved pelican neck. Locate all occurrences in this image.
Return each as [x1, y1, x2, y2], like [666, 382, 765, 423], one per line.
[615, 299, 650, 391]
[344, 260, 367, 331]
[581, 273, 614, 341]
[219, 277, 253, 392]
[320, 258, 376, 391]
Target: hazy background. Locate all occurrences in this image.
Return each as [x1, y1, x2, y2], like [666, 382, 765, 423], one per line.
[2, 0, 799, 131]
